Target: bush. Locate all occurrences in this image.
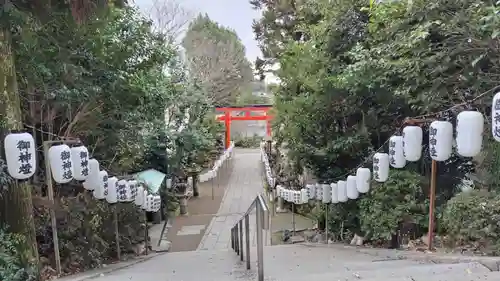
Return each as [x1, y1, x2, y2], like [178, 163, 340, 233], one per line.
[358, 170, 428, 242]
[0, 228, 37, 281]
[441, 190, 500, 255]
[234, 135, 262, 148]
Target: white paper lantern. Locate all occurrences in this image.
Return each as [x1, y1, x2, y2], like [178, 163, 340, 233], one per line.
[403, 126, 423, 161]
[456, 111, 484, 157]
[93, 170, 108, 200]
[306, 184, 316, 200]
[389, 136, 406, 168]
[356, 168, 371, 193]
[346, 175, 359, 199]
[152, 196, 161, 212]
[4, 132, 36, 179]
[48, 144, 73, 183]
[337, 181, 348, 202]
[128, 180, 138, 201]
[117, 180, 130, 202]
[429, 121, 453, 161]
[293, 190, 301, 204]
[85, 159, 100, 190]
[145, 194, 154, 211]
[141, 190, 148, 210]
[492, 92, 500, 142]
[330, 183, 339, 203]
[106, 177, 118, 204]
[373, 153, 389, 182]
[70, 146, 89, 181]
[300, 188, 309, 203]
[322, 184, 331, 203]
[166, 178, 172, 189]
[315, 183, 323, 200]
[135, 185, 144, 206]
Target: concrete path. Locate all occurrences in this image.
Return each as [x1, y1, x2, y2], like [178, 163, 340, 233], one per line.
[197, 148, 266, 250]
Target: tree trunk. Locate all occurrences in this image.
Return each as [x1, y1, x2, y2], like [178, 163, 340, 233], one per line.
[0, 28, 40, 273]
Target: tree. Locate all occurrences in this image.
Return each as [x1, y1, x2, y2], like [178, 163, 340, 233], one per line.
[147, 0, 193, 44]
[182, 14, 253, 106]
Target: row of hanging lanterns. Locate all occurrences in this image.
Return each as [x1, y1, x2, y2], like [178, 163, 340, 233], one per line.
[199, 142, 235, 182]
[273, 107, 493, 205]
[3, 133, 161, 212]
[260, 143, 274, 187]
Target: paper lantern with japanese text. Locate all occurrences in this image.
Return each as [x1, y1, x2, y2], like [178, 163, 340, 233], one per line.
[429, 121, 453, 161]
[152, 196, 161, 212]
[322, 184, 331, 203]
[315, 183, 323, 200]
[403, 126, 423, 161]
[456, 111, 484, 157]
[346, 175, 359, 200]
[300, 189, 309, 203]
[84, 159, 99, 190]
[389, 136, 406, 168]
[293, 190, 301, 204]
[117, 180, 130, 202]
[128, 180, 138, 202]
[373, 153, 389, 182]
[330, 183, 339, 203]
[306, 184, 316, 200]
[356, 168, 371, 193]
[135, 185, 145, 206]
[4, 132, 36, 179]
[141, 190, 148, 210]
[106, 177, 118, 204]
[93, 170, 108, 200]
[71, 146, 89, 181]
[337, 181, 348, 202]
[145, 195, 154, 211]
[48, 144, 73, 183]
[492, 92, 500, 142]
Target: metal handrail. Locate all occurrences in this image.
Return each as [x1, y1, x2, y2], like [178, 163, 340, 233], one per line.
[230, 193, 269, 281]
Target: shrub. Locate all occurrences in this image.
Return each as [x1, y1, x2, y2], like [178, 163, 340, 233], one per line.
[0, 228, 37, 281]
[358, 170, 428, 242]
[441, 190, 500, 255]
[234, 135, 262, 148]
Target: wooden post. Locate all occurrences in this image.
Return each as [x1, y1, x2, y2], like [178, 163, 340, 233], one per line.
[43, 141, 62, 276]
[428, 160, 437, 251]
[113, 205, 121, 260]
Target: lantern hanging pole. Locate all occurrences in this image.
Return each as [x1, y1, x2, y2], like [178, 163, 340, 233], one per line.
[113, 205, 121, 260]
[428, 160, 437, 251]
[43, 139, 80, 276]
[325, 203, 329, 245]
[42, 141, 62, 276]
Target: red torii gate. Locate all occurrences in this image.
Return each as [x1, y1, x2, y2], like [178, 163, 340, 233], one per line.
[216, 104, 273, 149]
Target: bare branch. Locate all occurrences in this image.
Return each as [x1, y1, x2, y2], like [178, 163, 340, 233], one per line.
[148, 0, 193, 43]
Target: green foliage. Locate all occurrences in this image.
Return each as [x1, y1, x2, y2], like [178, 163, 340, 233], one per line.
[234, 135, 262, 148]
[182, 14, 253, 106]
[359, 171, 428, 241]
[441, 190, 500, 255]
[0, 228, 36, 281]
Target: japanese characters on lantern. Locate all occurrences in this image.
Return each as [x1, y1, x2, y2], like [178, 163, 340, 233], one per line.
[48, 144, 73, 183]
[456, 111, 484, 157]
[315, 183, 323, 201]
[402, 126, 423, 161]
[429, 121, 453, 161]
[389, 136, 406, 168]
[492, 92, 500, 141]
[93, 170, 108, 200]
[117, 180, 129, 202]
[71, 146, 89, 181]
[106, 177, 118, 204]
[373, 153, 389, 182]
[4, 132, 36, 179]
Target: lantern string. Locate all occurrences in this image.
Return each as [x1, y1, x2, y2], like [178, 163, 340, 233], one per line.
[329, 85, 498, 182]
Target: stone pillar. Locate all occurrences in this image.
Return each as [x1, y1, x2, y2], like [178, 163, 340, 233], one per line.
[179, 197, 188, 215]
[192, 174, 199, 197]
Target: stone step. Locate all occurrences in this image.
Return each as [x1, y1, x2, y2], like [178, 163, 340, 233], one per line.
[274, 262, 491, 281]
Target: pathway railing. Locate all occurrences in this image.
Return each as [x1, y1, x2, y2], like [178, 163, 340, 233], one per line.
[230, 193, 269, 281]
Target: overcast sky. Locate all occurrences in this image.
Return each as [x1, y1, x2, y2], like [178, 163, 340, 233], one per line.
[134, 0, 262, 63]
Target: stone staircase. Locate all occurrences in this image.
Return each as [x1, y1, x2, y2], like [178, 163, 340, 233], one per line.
[92, 243, 500, 281]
